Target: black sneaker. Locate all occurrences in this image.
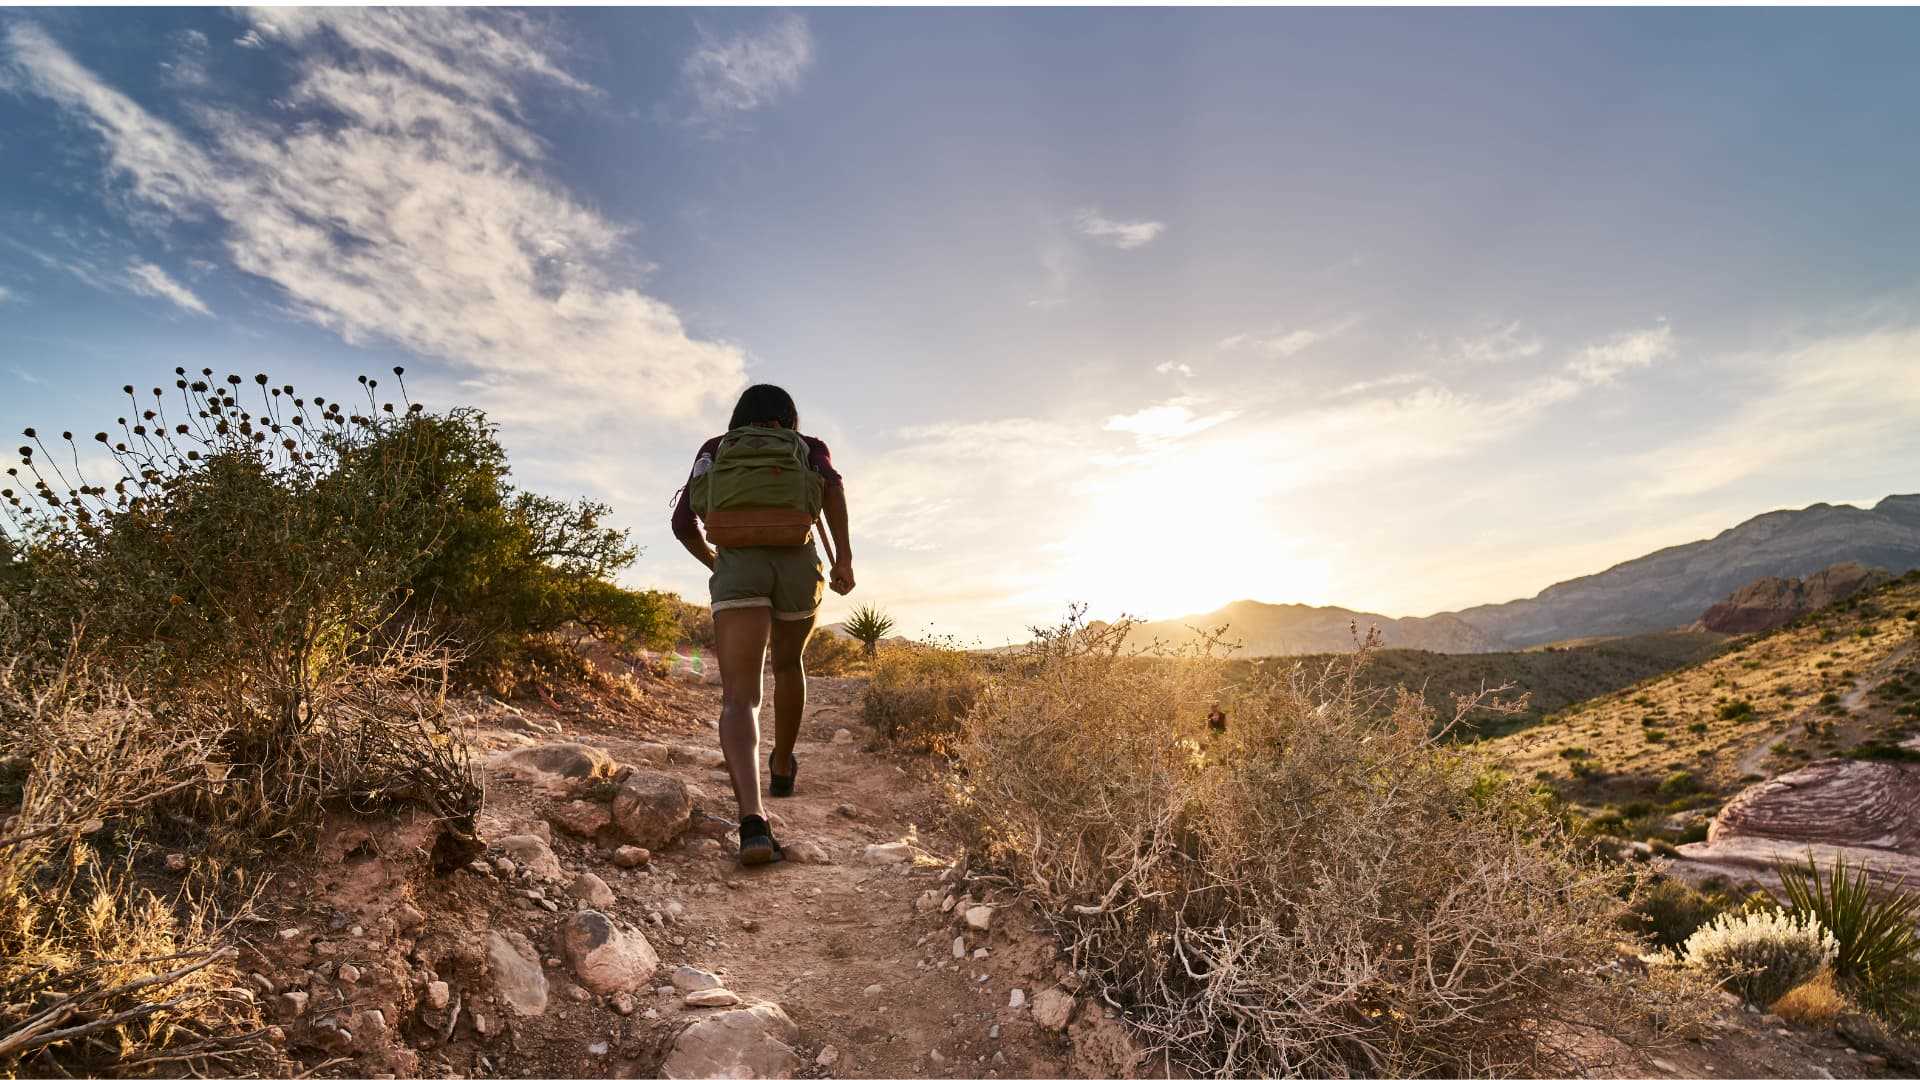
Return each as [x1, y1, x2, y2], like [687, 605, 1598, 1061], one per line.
[738, 814, 783, 866]
[769, 751, 799, 798]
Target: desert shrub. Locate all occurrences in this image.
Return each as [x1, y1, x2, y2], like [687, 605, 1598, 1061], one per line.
[1683, 909, 1836, 1006]
[1779, 853, 1920, 1025]
[950, 614, 1648, 1076]
[1771, 968, 1847, 1028]
[1717, 699, 1756, 722]
[1659, 770, 1700, 798]
[672, 595, 716, 649]
[804, 629, 864, 676]
[1620, 880, 1743, 945]
[862, 638, 988, 752]
[842, 604, 896, 659]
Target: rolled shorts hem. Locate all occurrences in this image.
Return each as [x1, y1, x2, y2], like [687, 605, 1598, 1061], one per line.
[709, 596, 818, 622]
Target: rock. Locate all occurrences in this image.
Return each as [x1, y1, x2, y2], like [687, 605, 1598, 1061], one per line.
[588, 1040, 610, 1056]
[570, 872, 617, 910]
[547, 799, 615, 838]
[630, 743, 673, 766]
[277, 926, 303, 942]
[832, 727, 855, 745]
[1032, 988, 1077, 1032]
[311, 1017, 353, 1053]
[394, 903, 426, 932]
[785, 839, 832, 865]
[165, 852, 188, 872]
[865, 841, 916, 865]
[611, 771, 694, 849]
[611, 992, 636, 1015]
[612, 845, 652, 868]
[1698, 563, 1890, 635]
[661, 1001, 803, 1080]
[337, 963, 361, 984]
[686, 988, 743, 1008]
[973, 948, 990, 960]
[425, 981, 450, 1010]
[557, 910, 659, 994]
[496, 834, 565, 882]
[1651, 1059, 1679, 1075]
[835, 803, 860, 819]
[1678, 760, 1920, 885]
[930, 1048, 947, 1065]
[965, 905, 994, 932]
[486, 931, 549, 1017]
[668, 744, 729, 769]
[916, 890, 941, 913]
[1068, 1004, 1142, 1078]
[274, 991, 308, 1019]
[673, 966, 725, 992]
[358, 1008, 389, 1038]
[493, 856, 517, 876]
[952, 936, 967, 959]
[817, 1046, 839, 1068]
[486, 742, 619, 796]
[1008, 988, 1026, 1009]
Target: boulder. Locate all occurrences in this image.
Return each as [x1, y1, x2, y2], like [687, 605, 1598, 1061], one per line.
[486, 742, 619, 796]
[673, 965, 724, 993]
[612, 845, 651, 868]
[687, 988, 743, 1008]
[485, 931, 548, 1017]
[495, 834, 564, 882]
[1676, 760, 1920, 887]
[569, 872, 616, 910]
[661, 1001, 802, 1080]
[557, 910, 659, 995]
[612, 771, 693, 849]
[547, 799, 614, 839]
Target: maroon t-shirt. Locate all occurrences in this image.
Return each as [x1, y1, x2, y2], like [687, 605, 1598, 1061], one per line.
[670, 433, 842, 536]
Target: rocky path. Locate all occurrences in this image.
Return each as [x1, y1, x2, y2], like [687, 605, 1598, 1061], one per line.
[458, 674, 1085, 1080]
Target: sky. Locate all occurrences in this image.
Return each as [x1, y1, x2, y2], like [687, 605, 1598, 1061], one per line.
[3, 7, 1919, 644]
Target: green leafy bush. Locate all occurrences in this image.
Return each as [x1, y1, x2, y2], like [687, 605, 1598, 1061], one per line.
[1717, 700, 1756, 722]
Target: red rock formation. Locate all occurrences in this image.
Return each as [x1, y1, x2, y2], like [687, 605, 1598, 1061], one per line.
[1675, 760, 1920, 887]
[1697, 562, 1891, 635]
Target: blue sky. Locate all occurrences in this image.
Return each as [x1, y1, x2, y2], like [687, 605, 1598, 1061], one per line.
[4, 8, 1919, 643]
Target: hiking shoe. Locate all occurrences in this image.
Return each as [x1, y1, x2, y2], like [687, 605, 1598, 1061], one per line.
[738, 814, 783, 866]
[769, 751, 799, 798]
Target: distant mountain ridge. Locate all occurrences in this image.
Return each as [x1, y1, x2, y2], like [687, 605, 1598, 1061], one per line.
[1133, 494, 1920, 656]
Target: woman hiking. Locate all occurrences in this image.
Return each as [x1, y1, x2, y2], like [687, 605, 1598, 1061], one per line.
[671, 384, 855, 865]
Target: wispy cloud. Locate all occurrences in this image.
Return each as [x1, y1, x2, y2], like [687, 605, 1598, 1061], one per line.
[1155, 360, 1194, 377]
[1218, 316, 1358, 359]
[0, 285, 12, 304]
[1448, 321, 1543, 367]
[126, 260, 211, 316]
[1566, 321, 1672, 385]
[680, 13, 813, 126]
[1074, 208, 1165, 250]
[1104, 399, 1238, 442]
[159, 29, 209, 89]
[4, 14, 745, 426]
[233, 29, 265, 50]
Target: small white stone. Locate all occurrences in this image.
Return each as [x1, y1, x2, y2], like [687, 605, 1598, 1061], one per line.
[817, 1046, 840, 1068]
[973, 948, 990, 960]
[863, 983, 884, 998]
[1008, 988, 1026, 1009]
[588, 1041, 609, 1056]
[964, 905, 993, 932]
[952, 936, 966, 959]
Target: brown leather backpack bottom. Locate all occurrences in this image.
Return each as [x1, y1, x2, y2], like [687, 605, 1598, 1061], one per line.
[705, 508, 814, 547]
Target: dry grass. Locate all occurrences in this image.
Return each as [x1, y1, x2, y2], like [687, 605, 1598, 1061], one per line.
[948, 611, 1679, 1077]
[1773, 968, 1849, 1028]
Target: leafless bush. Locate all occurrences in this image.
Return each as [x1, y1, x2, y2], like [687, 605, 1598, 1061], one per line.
[951, 611, 1657, 1077]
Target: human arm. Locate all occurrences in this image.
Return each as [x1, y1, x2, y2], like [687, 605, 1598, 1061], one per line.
[672, 490, 716, 571]
[823, 483, 853, 594]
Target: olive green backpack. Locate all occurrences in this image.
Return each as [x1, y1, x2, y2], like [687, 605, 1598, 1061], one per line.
[688, 426, 825, 548]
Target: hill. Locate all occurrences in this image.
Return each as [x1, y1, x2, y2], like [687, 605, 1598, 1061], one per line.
[1136, 494, 1920, 654]
[1238, 630, 1732, 738]
[1695, 561, 1891, 634]
[1493, 569, 1920, 826]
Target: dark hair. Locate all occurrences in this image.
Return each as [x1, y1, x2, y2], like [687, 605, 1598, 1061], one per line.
[728, 384, 799, 431]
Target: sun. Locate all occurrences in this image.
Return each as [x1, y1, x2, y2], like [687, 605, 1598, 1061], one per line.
[1043, 441, 1332, 620]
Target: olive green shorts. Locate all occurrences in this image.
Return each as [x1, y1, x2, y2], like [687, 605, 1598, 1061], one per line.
[709, 544, 824, 622]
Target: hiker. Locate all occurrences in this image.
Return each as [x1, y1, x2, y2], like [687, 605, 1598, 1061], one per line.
[671, 384, 855, 866]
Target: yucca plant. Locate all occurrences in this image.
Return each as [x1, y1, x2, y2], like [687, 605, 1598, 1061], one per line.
[843, 604, 895, 658]
[1779, 852, 1920, 1022]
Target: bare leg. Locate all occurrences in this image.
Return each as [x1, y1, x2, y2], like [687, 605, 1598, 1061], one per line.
[768, 616, 815, 778]
[714, 606, 772, 821]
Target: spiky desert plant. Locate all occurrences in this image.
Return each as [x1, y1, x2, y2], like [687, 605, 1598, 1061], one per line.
[1779, 851, 1920, 1022]
[844, 604, 895, 658]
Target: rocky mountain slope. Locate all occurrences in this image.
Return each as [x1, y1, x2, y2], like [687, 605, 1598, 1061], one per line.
[1136, 494, 1920, 655]
[1696, 562, 1893, 634]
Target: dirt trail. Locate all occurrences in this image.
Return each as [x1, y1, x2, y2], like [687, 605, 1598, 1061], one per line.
[464, 674, 1077, 1080]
